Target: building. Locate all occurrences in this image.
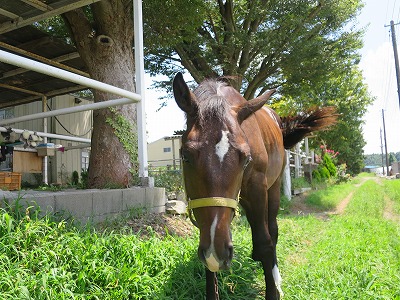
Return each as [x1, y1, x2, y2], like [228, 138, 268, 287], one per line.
[0, 94, 92, 186]
[147, 136, 181, 169]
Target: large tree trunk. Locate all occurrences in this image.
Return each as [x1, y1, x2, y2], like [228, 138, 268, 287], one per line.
[63, 0, 136, 188]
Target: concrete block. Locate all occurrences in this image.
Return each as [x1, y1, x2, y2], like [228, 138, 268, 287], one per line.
[55, 191, 93, 219]
[145, 187, 166, 213]
[92, 190, 123, 217]
[122, 187, 146, 210]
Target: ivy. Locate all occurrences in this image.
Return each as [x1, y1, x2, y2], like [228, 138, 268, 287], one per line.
[106, 108, 139, 177]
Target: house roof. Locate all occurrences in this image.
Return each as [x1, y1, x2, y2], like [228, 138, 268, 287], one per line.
[0, 0, 100, 109]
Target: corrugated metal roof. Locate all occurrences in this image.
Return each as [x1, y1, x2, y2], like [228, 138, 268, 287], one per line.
[0, 1, 100, 109]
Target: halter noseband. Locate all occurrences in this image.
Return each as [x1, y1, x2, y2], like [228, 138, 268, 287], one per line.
[187, 197, 238, 228]
[188, 197, 238, 210]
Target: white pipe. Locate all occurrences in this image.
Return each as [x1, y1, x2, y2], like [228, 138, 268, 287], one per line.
[0, 97, 134, 126]
[42, 96, 48, 185]
[0, 127, 91, 144]
[0, 49, 141, 101]
[134, 0, 149, 178]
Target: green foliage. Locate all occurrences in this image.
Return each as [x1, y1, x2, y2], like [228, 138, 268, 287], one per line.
[149, 167, 183, 193]
[144, 0, 365, 98]
[71, 171, 79, 186]
[1, 176, 399, 299]
[291, 177, 311, 190]
[389, 153, 397, 165]
[323, 153, 337, 177]
[106, 108, 139, 178]
[80, 169, 88, 189]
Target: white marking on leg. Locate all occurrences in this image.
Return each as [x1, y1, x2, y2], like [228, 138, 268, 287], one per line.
[215, 130, 230, 163]
[205, 216, 220, 272]
[272, 264, 284, 296]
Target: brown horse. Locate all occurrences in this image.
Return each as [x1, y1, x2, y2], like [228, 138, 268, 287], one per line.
[173, 72, 337, 300]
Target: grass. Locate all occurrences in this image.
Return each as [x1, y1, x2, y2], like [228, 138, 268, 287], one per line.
[1, 175, 399, 299]
[304, 180, 355, 210]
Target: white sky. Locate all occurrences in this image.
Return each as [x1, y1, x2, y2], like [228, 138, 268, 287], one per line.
[144, 0, 400, 155]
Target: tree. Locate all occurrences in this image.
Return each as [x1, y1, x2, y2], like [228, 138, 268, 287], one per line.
[389, 153, 397, 165]
[43, 1, 137, 188]
[144, 0, 364, 99]
[144, 0, 371, 175]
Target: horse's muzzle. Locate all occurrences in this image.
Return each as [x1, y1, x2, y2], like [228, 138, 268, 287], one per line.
[198, 243, 233, 272]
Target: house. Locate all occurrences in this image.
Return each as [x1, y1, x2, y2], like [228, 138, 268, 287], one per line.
[147, 136, 181, 169]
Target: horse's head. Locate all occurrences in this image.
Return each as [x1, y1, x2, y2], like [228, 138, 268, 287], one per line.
[173, 73, 275, 272]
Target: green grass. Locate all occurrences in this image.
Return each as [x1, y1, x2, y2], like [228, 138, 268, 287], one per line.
[304, 181, 355, 210]
[1, 176, 399, 299]
[384, 179, 400, 215]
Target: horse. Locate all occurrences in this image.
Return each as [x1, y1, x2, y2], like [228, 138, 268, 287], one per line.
[172, 72, 337, 300]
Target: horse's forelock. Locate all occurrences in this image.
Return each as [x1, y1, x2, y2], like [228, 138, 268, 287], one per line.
[194, 79, 230, 126]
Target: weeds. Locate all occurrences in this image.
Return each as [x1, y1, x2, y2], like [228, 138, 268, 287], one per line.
[0, 175, 399, 299]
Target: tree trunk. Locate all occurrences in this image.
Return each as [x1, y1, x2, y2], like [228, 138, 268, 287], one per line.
[63, 0, 136, 188]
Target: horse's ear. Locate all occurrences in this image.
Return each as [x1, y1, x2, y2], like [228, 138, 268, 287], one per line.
[236, 89, 276, 123]
[173, 72, 197, 116]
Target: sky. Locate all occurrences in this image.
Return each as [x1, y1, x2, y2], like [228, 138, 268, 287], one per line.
[144, 0, 400, 155]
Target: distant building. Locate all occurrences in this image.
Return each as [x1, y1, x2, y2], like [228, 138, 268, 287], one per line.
[147, 136, 181, 169]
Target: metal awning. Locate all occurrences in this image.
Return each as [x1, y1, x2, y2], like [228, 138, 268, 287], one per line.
[0, 0, 101, 109]
[0, 25, 88, 109]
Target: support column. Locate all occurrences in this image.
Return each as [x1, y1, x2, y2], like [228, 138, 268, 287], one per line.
[42, 96, 48, 185]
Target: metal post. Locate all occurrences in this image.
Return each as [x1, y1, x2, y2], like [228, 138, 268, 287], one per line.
[295, 143, 301, 178]
[42, 96, 48, 185]
[282, 150, 291, 200]
[134, 0, 149, 180]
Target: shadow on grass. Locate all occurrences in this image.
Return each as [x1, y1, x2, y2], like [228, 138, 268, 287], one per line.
[159, 248, 264, 299]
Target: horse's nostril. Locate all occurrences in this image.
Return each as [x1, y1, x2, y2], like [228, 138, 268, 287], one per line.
[228, 244, 234, 260]
[198, 247, 206, 262]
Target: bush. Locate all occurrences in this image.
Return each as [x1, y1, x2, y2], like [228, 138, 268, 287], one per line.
[71, 171, 79, 186]
[323, 153, 337, 177]
[150, 167, 183, 192]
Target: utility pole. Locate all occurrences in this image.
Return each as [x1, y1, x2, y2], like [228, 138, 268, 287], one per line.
[382, 109, 390, 175]
[380, 129, 385, 175]
[388, 20, 400, 108]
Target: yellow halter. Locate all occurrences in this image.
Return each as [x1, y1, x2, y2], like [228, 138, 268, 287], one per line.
[188, 197, 238, 210]
[187, 197, 238, 228]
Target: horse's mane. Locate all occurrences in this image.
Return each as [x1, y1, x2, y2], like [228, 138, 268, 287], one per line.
[193, 78, 231, 126]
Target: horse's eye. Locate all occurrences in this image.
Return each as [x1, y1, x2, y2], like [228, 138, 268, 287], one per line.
[181, 148, 191, 164]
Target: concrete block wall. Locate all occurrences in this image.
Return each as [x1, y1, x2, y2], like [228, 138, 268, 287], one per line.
[0, 187, 166, 225]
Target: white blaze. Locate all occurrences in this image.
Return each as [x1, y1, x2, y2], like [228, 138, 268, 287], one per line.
[215, 130, 230, 163]
[205, 215, 220, 272]
[272, 264, 284, 296]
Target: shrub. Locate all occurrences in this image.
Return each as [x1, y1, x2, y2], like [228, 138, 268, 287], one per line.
[71, 171, 79, 186]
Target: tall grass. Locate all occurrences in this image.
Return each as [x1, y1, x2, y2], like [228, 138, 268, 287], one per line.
[1, 176, 399, 299]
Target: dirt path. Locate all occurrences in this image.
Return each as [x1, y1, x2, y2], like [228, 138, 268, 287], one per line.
[289, 176, 371, 219]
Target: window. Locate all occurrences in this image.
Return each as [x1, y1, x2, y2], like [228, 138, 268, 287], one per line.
[81, 150, 89, 171]
[163, 147, 171, 153]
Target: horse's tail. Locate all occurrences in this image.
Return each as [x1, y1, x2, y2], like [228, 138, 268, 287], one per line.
[280, 106, 338, 149]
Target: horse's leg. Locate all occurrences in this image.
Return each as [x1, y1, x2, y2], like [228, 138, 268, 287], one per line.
[241, 178, 280, 300]
[205, 269, 219, 300]
[266, 178, 283, 298]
